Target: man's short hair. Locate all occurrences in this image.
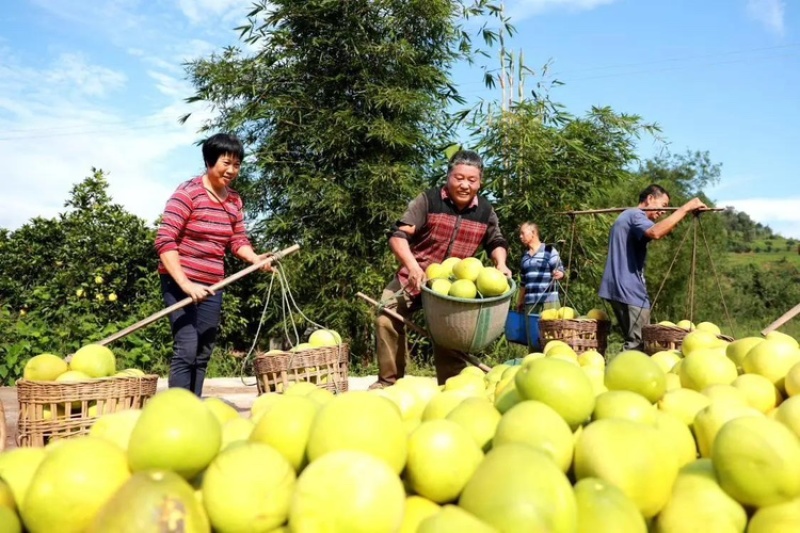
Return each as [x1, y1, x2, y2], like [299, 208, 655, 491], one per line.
[638, 184, 670, 204]
[447, 150, 483, 176]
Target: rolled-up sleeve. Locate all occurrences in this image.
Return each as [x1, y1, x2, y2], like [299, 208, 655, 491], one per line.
[388, 193, 428, 240]
[482, 209, 508, 253]
[154, 189, 192, 255]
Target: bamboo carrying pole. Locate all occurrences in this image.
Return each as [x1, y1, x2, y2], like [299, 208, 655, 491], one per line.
[355, 292, 492, 373]
[93, 244, 301, 348]
[761, 303, 800, 336]
[558, 207, 725, 216]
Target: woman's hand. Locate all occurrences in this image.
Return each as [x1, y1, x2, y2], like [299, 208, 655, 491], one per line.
[180, 281, 215, 303]
[254, 253, 274, 272]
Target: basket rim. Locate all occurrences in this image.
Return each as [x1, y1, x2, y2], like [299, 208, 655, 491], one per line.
[16, 374, 159, 386]
[420, 278, 517, 304]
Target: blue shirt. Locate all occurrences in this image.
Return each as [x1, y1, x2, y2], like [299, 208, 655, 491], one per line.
[599, 208, 655, 308]
[521, 244, 564, 305]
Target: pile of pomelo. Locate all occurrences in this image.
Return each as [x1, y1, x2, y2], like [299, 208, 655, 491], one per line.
[3, 327, 800, 531]
[23, 345, 146, 382]
[425, 257, 510, 299]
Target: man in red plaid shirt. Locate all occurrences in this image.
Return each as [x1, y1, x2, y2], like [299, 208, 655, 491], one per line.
[370, 150, 511, 388]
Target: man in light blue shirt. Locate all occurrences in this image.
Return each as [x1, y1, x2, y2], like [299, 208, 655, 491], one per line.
[599, 185, 707, 351]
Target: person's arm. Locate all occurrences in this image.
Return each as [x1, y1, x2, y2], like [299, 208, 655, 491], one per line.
[550, 247, 565, 280]
[490, 246, 511, 277]
[159, 250, 214, 303]
[645, 198, 707, 240]
[387, 193, 428, 291]
[484, 210, 512, 277]
[229, 196, 272, 272]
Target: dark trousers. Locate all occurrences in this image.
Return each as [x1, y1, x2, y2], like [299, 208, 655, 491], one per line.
[606, 299, 650, 353]
[161, 275, 223, 396]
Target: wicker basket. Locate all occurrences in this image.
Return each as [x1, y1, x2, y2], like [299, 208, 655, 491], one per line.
[254, 344, 349, 395]
[420, 279, 517, 353]
[642, 325, 734, 355]
[16, 375, 158, 447]
[538, 318, 611, 355]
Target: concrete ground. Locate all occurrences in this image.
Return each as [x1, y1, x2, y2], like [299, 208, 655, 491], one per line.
[2, 376, 377, 451]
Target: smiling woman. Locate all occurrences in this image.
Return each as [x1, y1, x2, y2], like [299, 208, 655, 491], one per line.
[153, 133, 272, 397]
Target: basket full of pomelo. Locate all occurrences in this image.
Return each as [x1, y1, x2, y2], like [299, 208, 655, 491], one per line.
[538, 306, 611, 355]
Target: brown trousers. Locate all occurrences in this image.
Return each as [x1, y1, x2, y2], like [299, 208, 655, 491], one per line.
[375, 278, 466, 386]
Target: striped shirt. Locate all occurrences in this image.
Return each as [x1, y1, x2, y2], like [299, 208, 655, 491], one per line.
[521, 244, 564, 305]
[155, 176, 252, 285]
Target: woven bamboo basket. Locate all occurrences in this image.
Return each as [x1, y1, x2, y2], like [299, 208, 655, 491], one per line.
[538, 318, 611, 355]
[254, 344, 349, 395]
[16, 375, 158, 447]
[642, 325, 734, 355]
[420, 279, 517, 353]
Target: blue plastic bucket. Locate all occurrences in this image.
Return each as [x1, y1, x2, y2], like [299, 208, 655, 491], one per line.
[504, 310, 541, 351]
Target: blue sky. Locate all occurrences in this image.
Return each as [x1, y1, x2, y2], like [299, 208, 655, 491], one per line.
[1, 0, 797, 236]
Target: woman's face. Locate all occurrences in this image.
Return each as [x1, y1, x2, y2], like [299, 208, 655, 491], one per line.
[445, 164, 482, 209]
[206, 153, 241, 190]
[519, 225, 535, 245]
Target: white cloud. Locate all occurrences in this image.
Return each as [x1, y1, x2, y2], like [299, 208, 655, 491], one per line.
[507, 0, 619, 19]
[718, 198, 800, 238]
[746, 0, 786, 36]
[177, 0, 247, 25]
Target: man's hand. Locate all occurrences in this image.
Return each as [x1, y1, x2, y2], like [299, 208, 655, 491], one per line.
[407, 264, 426, 293]
[553, 270, 565, 281]
[683, 198, 708, 213]
[180, 281, 215, 303]
[496, 264, 513, 278]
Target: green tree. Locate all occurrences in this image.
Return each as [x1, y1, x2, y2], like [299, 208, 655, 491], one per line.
[183, 0, 489, 364]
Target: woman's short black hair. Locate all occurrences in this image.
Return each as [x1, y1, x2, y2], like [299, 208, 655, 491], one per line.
[202, 133, 245, 168]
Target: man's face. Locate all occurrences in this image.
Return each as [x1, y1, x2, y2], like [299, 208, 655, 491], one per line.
[519, 225, 535, 245]
[644, 193, 670, 221]
[446, 164, 482, 209]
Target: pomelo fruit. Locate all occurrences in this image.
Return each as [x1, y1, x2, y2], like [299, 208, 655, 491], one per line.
[55, 370, 92, 382]
[543, 340, 573, 354]
[69, 344, 116, 377]
[405, 420, 483, 503]
[743, 339, 800, 394]
[88, 470, 208, 533]
[289, 450, 405, 533]
[664, 373, 681, 391]
[712, 416, 800, 507]
[604, 350, 666, 403]
[592, 390, 656, 425]
[681, 330, 719, 356]
[444, 373, 485, 395]
[0, 448, 47, 509]
[89, 409, 141, 451]
[452, 257, 483, 282]
[203, 442, 296, 532]
[574, 418, 679, 518]
[515, 357, 595, 429]
[306, 391, 407, 474]
[700, 384, 748, 407]
[774, 395, 800, 439]
[428, 278, 451, 295]
[449, 279, 477, 299]
[0, 507, 21, 533]
[651, 350, 681, 373]
[22, 437, 130, 533]
[747, 497, 800, 533]
[308, 329, 340, 347]
[692, 401, 763, 458]
[220, 417, 255, 451]
[399, 496, 440, 533]
[574, 477, 646, 533]
[250, 392, 285, 423]
[493, 385, 522, 414]
[0, 479, 14, 510]
[128, 388, 221, 479]
[582, 365, 608, 396]
[785, 361, 800, 397]
[476, 267, 509, 296]
[204, 397, 240, 426]
[425, 262, 449, 280]
[459, 444, 577, 533]
[445, 397, 501, 451]
[422, 390, 470, 420]
[440, 257, 461, 277]
[417, 505, 496, 532]
[493, 400, 574, 473]
[679, 349, 737, 391]
[765, 330, 799, 348]
[577, 349, 605, 369]
[249, 394, 318, 472]
[23, 353, 67, 381]
[696, 321, 722, 336]
[726, 336, 763, 371]
[732, 373, 783, 413]
[653, 410, 698, 468]
[657, 388, 711, 427]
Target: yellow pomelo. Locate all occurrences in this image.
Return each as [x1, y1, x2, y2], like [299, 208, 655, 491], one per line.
[0, 479, 14, 510]
[459, 444, 577, 533]
[444, 373, 485, 395]
[549, 352, 580, 365]
[396, 376, 443, 407]
[476, 267, 509, 296]
[543, 340, 572, 354]
[696, 321, 722, 336]
[748, 497, 800, 533]
[546, 344, 579, 362]
[775, 395, 800, 439]
[577, 349, 605, 368]
[712, 416, 800, 507]
[204, 397, 241, 426]
[405, 420, 484, 503]
[664, 373, 682, 391]
[220, 417, 255, 451]
[515, 357, 595, 429]
[0, 448, 47, 508]
[726, 336, 764, 371]
[700, 384, 749, 407]
[654, 458, 746, 533]
[676, 319, 695, 331]
[422, 390, 470, 420]
[679, 349, 737, 391]
[604, 350, 666, 403]
[541, 308, 559, 320]
[785, 361, 800, 397]
[69, 344, 116, 377]
[249, 395, 319, 472]
[658, 388, 711, 426]
[493, 384, 522, 414]
[670, 359, 682, 375]
[681, 330, 721, 356]
[732, 373, 783, 413]
[417, 505, 496, 533]
[557, 306, 577, 319]
[743, 339, 800, 394]
[484, 364, 509, 382]
[399, 496, 440, 533]
[460, 365, 485, 378]
[22, 437, 130, 533]
[440, 256, 461, 276]
[582, 366, 608, 396]
[203, 442, 296, 532]
[23, 353, 68, 381]
[307, 387, 335, 406]
[284, 381, 319, 396]
[446, 397, 501, 452]
[289, 450, 405, 533]
[128, 388, 221, 479]
[653, 411, 698, 468]
[593, 390, 656, 425]
[452, 257, 483, 281]
[494, 400, 574, 472]
[89, 409, 141, 451]
[765, 330, 800, 348]
[88, 470, 208, 533]
[55, 370, 92, 382]
[574, 418, 679, 518]
[693, 401, 763, 458]
[379, 386, 425, 422]
[306, 392, 407, 474]
[0, 507, 21, 533]
[250, 393, 285, 423]
[651, 350, 681, 373]
[574, 477, 647, 533]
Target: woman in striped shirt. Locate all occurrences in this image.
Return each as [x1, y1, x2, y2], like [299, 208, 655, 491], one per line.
[154, 133, 270, 396]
